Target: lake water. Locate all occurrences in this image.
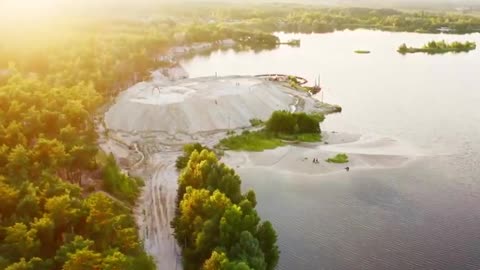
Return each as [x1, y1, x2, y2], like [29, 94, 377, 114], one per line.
[181, 30, 480, 270]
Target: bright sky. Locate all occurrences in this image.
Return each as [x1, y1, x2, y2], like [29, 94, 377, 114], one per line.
[0, 0, 60, 20]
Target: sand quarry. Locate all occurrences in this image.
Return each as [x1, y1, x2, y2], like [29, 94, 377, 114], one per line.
[100, 74, 421, 269]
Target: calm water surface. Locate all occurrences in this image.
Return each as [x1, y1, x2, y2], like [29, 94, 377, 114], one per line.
[181, 30, 480, 270]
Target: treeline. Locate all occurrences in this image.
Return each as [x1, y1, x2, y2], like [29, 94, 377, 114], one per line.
[183, 24, 279, 48]
[172, 149, 279, 269]
[398, 40, 476, 54]
[0, 71, 153, 269]
[182, 5, 480, 34]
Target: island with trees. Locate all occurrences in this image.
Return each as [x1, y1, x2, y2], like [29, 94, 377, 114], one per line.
[398, 40, 477, 54]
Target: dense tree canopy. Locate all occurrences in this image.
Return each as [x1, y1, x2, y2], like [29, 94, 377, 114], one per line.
[172, 149, 279, 270]
[0, 14, 162, 270]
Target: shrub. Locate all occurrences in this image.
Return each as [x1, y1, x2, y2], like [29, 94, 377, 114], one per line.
[326, 153, 349, 163]
[266, 110, 322, 134]
[266, 110, 296, 134]
[219, 131, 285, 151]
[249, 118, 264, 127]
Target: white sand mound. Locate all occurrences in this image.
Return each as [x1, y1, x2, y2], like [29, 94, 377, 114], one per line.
[105, 76, 297, 134]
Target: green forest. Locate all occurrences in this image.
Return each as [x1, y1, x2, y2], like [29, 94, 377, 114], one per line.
[173, 148, 279, 270]
[0, 74, 155, 269]
[166, 4, 480, 34]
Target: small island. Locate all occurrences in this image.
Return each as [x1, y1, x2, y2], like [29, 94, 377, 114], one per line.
[355, 50, 371, 54]
[398, 40, 476, 54]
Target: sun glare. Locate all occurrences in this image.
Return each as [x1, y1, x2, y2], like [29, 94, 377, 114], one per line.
[1, 0, 59, 21]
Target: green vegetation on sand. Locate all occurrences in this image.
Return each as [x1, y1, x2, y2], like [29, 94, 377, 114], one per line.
[355, 50, 371, 54]
[326, 153, 349, 164]
[219, 111, 324, 152]
[220, 131, 285, 152]
[398, 40, 476, 54]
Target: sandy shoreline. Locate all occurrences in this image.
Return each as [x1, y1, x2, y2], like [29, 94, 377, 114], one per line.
[222, 131, 422, 177]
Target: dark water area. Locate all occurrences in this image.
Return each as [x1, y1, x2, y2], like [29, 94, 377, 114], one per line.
[181, 30, 480, 270]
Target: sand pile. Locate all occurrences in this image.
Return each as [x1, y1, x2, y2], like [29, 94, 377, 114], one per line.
[105, 76, 299, 134]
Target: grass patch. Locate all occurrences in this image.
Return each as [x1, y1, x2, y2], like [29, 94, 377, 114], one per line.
[219, 131, 322, 151]
[326, 153, 349, 164]
[277, 132, 321, 142]
[219, 131, 285, 152]
[355, 50, 371, 54]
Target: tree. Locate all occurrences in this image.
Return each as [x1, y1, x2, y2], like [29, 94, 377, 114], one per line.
[175, 143, 210, 171]
[203, 251, 230, 270]
[45, 195, 82, 233]
[0, 176, 19, 217]
[256, 222, 279, 270]
[4, 257, 50, 270]
[4, 223, 40, 260]
[30, 216, 55, 256]
[54, 236, 94, 266]
[16, 182, 41, 221]
[266, 111, 296, 134]
[63, 248, 102, 270]
[173, 188, 232, 269]
[85, 193, 117, 249]
[228, 231, 266, 270]
[101, 250, 129, 270]
[31, 138, 68, 173]
[6, 145, 30, 178]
